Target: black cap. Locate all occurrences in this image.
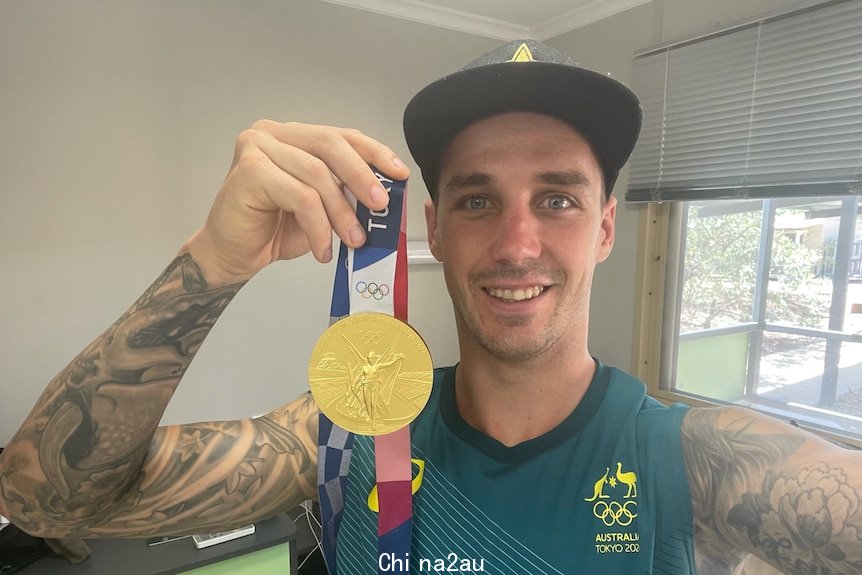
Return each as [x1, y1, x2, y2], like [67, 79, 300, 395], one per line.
[403, 40, 642, 199]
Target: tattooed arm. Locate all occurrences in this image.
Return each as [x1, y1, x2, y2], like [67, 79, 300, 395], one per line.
[0, 253, 318, 538]
[0, 121, 407, 539]
[682, 406, 862, 575]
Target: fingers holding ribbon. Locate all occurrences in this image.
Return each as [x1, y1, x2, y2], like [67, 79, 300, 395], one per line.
[260, 121, 409, 207]
[194, 120, 411, 278]
[253, 121, 410, 255]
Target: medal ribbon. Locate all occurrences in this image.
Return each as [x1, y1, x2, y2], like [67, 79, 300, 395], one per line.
[318, 170, 412, 575]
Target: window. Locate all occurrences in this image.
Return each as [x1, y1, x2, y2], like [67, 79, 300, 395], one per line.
[666, 197, 862, 440]
[628, 0, 862, 443]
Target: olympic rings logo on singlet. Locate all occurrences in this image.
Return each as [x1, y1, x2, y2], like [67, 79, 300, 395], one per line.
[355, 281, 390, 300]
[584, 462, 639, 528]
[592, 500, 638, 527]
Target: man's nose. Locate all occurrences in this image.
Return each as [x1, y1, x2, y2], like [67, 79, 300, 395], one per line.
[491, 205, 542, 264]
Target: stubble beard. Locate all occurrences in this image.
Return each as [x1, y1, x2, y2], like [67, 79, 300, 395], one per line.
[456, 306, 557, 362]
[447, 265, 588, 363]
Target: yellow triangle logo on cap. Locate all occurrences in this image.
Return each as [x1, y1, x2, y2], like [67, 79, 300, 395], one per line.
[510, 43, 534, 62]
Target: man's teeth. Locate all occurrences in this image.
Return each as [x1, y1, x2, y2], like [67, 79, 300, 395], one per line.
[487, 286, 545, 301]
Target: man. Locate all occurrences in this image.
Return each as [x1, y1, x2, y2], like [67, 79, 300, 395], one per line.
[1, 39, 860, 574]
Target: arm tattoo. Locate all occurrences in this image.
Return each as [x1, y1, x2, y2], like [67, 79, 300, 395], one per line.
[0, 254, 322, 538]
[84, 392, 318, 537]
[682, 407, 862, 575]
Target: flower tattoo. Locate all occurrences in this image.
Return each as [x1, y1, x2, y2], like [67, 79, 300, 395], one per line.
[728, 462, 862, 572]
[177, 430, 206, 463]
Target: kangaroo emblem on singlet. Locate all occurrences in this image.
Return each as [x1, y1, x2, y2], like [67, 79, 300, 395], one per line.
[586, 462, 639, 528]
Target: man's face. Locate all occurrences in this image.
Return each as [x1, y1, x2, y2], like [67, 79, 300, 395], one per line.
[424, 112, 616, 362]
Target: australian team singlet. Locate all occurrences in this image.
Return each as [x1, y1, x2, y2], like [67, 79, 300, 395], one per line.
[335, 361, 696, 574]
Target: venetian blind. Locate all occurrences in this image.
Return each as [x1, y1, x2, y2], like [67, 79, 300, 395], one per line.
[626, 0, 862, 203]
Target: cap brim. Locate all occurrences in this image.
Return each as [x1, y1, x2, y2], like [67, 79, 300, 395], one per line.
[403, 61, 642, 197]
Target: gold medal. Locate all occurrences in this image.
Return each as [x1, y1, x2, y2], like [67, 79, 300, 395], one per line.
[308, 312, 433, 436]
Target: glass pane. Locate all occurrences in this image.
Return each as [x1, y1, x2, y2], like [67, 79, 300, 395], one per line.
[676, 332, 750, 400]
[850, 212, 862, 333]
[758, 332, 825, 404]
[680, 202, 760, 332]
[833, 341, 862, 437]
[756, 335, 862, 436]
[765, 200, 838, 329]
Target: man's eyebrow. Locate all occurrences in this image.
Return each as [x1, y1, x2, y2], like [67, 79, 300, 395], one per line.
[443, 172, 496, 194]
[442, 170, 592, 195]
[536, 171, 592, 187]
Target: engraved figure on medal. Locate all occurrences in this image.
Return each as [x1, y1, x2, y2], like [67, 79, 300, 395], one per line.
[344, 336, 404, 429]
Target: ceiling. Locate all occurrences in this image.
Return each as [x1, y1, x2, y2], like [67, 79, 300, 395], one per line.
[319, 0, 652, 40]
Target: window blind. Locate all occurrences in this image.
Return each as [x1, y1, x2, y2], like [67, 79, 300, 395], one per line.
[626, 0, 862, 203]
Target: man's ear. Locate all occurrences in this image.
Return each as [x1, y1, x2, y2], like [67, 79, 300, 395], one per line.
[595, 195, 616, 263]
[424, 198, 444, 262]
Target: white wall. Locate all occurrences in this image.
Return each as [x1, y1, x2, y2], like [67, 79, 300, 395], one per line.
[0, 0, 496, 444]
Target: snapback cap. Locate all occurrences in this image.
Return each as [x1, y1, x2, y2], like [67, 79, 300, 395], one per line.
[403, 40, 642, 199]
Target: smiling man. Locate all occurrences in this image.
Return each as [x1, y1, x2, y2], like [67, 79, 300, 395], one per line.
[1, 40, 862, 575]
[425, 113, 613, 444]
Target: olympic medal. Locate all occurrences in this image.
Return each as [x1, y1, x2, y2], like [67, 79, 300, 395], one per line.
[308, 313, 433, 435]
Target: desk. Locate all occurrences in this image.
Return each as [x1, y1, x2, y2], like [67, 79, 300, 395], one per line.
[18, 514, 296, 575]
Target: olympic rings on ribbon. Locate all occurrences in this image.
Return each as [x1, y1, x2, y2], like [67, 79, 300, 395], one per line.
[355, 281, 390, 300]
[592, 500, 638, 527]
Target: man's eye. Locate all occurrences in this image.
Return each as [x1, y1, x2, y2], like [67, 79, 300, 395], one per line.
[465, 197, 489, 210]
[542, 195, 573, 210]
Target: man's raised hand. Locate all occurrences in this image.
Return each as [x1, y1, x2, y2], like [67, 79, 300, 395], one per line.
[187, 120, 410, 283]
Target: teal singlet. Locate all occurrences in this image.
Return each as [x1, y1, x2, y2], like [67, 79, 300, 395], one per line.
[336, 361, 696, 574]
